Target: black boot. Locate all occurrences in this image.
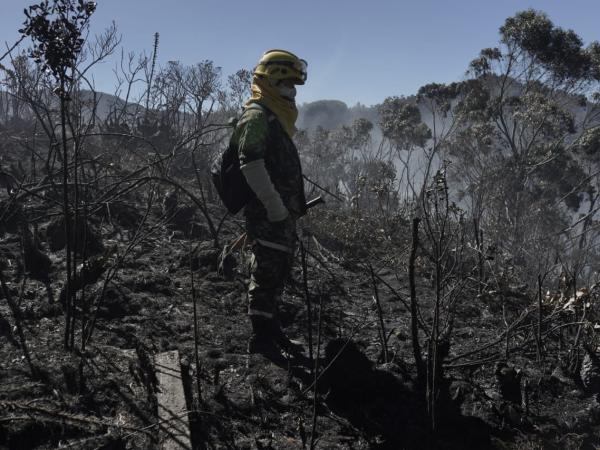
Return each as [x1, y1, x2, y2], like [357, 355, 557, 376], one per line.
[247, 333, 282, 358]
[268, 319, 305, 358]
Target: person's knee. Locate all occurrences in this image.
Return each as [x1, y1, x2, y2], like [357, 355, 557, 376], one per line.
[252, 248, 291, 283]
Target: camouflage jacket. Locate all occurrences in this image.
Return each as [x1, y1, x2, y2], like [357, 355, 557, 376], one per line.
[232, 102, 306, 220]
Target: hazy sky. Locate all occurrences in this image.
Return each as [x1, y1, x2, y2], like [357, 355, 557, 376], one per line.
[1, 0, 599, 106]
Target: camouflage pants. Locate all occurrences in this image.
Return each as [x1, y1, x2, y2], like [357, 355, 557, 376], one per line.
[246, 215, 297, 320]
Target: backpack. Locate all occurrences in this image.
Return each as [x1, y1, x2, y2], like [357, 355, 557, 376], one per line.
[211, 103, 275, 214]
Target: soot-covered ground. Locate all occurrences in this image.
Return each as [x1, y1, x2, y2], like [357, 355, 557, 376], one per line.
[1, 197, 600, 449]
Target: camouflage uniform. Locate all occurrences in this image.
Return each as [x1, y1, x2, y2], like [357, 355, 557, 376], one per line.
[230, 102, 306, 323]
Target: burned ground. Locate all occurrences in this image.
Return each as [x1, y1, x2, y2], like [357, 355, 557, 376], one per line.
[1, 195, 600, 450]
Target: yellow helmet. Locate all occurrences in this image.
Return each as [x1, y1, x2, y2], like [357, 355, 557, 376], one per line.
[254, 49, 307, 85]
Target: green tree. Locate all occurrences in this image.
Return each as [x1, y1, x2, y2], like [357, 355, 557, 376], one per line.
[448, 9, 600, 273]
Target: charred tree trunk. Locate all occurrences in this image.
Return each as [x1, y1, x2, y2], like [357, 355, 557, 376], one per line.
[409, 217, 425, 384]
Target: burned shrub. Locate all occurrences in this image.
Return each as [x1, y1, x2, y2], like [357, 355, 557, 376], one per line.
[44, 216, 103, 255]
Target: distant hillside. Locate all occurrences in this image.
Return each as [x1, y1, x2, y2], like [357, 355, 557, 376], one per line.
[92, 94, 379, 130]
[85, 90, 140, 118]
[297, 100, 380, 131]
[0, 89, 140, 122]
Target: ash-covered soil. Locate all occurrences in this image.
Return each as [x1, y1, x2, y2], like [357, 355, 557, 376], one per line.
[1, 198, 600, 450]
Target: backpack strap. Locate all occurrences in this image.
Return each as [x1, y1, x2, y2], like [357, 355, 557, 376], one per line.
[243, 102, 277, 123]
[228, 103, 274, 129]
